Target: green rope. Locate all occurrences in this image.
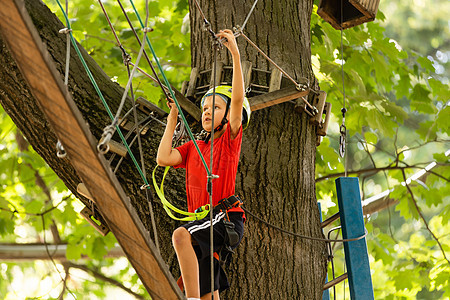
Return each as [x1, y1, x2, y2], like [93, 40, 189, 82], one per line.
[55, 0, 149, 185]
[128, 0, 212, 177]
[152, 166, 210, 221]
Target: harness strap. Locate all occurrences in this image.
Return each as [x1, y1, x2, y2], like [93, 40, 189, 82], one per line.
[213, 195, 243, 214]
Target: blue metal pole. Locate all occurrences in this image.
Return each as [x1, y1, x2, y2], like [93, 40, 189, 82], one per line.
[335, 177, 374, 300]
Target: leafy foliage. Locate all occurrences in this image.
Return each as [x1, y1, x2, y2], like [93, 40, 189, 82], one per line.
[312, 3, 449, 300]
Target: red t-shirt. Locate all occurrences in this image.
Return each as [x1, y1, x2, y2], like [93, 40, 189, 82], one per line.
[174, 125, 243, 214]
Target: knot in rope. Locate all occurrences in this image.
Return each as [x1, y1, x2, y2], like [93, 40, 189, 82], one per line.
[97, 124, 116, 154]
[56, 140, 67, 158]
[58, 28, 72, 34]
[119, 45, 131, 66]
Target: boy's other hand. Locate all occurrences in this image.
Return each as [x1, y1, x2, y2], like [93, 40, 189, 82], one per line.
[167, 100, 179, 120]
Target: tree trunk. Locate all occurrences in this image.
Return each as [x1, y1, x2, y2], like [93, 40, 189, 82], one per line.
[0, 0, 327, 299]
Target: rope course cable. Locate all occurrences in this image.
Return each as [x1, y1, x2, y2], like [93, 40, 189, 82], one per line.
[54, 0, 149, 188]
[238, 0, 260, 33]
[128, 0, 213, 177]
[208, 41, 221, 299]
[243, 207, 368, 243]
[96, 0, 161, 251]
[339, 0, 348, 177]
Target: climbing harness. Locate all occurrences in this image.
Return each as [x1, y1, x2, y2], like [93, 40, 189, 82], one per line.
[212, 195, 244, 267]
[213, 195, 243, 248]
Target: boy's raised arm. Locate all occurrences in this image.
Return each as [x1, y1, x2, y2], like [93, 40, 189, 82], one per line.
[216, 29, 244, 139]
[156, 102, 183, 166]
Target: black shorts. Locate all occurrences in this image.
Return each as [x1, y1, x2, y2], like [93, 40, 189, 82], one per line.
[182, 211, 244, 296]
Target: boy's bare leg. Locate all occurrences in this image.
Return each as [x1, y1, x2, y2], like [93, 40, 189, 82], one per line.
[173, 227, 200, 298]
[201, 290, 220, 300]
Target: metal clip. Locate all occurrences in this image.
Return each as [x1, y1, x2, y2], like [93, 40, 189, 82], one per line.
[56, 140, 67, 158]
[339, 124, 346, 157]
[58, 28, 72, 34]
[97, 125, 116, 154]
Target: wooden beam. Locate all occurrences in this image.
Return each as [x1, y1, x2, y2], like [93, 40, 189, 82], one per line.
[172, 86, 202, 121]
[249, 85, 309, 111]
[0, 2, 184, 299]
[317, 102, 332, 136]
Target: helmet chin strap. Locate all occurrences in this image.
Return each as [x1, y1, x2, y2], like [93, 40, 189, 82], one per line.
[204, 100, 231, 143]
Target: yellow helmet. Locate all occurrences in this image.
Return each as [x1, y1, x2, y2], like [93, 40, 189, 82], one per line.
[201, 85, 251, 129]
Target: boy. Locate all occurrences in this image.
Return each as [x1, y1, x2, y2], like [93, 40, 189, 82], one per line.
[156, 29, 248, 300]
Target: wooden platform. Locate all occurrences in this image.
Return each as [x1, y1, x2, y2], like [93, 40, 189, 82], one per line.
[0, 1, 184, 299]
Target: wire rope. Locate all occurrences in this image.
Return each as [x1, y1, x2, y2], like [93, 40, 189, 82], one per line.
[339, 0, 348, 176]
[239, 32, 307, 92]
[207, 42, 220, 299]
[54, 0, 149, 186]
[96, 0, 161, 250]
[239, 0, 260, 33]
[128, 0, 212, 177]
[243, 207, 368, 243]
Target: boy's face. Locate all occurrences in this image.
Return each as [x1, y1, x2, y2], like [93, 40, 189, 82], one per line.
[201, 95, 228, 132]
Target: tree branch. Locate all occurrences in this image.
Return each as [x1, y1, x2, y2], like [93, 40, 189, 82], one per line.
[315, 163, 449, 182]
[401, 169, 450, 266]
[66, 262, 146, 300]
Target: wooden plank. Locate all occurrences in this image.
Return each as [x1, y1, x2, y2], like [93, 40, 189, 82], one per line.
[268, 68, 282, 92]
[0, 1, 184, 299]
[242, 60, 252, 92]
[310, 91, 327, 125]
[317, 102, 332, 136]
[249, 85, 309, 111]
[186, 67, 199, 98]
[209, 61, 223, 88]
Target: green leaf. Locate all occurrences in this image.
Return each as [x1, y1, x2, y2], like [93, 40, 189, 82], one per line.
[66, 240, 83, 260]
[364, 131, 378, 144]
[417, 56, 434, 72]
[410, 84, 436, 114]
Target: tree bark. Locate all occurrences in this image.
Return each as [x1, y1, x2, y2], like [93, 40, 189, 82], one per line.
[0, 0, 327, 299]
